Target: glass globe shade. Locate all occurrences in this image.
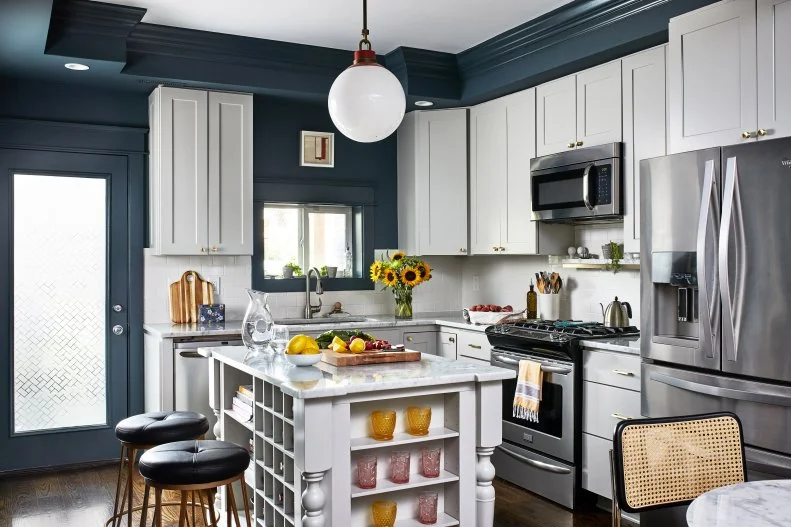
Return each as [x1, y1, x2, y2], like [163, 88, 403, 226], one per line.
[328, 63, 406, 143]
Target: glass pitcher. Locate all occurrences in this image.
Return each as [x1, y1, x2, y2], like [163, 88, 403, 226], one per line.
[242, 289, 274, 361]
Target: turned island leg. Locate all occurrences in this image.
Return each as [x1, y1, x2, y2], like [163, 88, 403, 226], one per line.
[302, 471, 327, 527]
[476, 447, 497, 526]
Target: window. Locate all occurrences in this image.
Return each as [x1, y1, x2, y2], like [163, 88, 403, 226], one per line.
[263, 203, 355, 278]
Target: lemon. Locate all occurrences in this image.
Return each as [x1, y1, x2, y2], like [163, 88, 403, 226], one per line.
[331, 336, 347, 349]
[349, 338, 366, 353]
[330, 342, 347, 353]
[286, 335, 318, 355]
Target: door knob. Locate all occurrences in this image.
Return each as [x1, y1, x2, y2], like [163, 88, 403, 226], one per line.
[576, 141, 583, 147]
[741, 131, 753, 139]
[113, 304, 124, 313]
[758, 128, 768, 137]
[112, 325, 125, 336]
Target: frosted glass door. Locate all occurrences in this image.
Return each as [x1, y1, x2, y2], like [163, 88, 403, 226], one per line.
[0, 149, 128, 471]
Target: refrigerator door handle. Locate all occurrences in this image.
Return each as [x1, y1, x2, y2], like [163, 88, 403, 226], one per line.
[719, 156, 746, 363]
[650, 372, 791, 407]
[696, 159, 719, 359]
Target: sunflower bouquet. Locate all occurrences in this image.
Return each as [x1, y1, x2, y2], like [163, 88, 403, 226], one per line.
[369, 251, 432, 319]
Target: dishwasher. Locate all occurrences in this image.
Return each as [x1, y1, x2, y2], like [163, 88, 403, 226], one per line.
[173, 337, 242, 439]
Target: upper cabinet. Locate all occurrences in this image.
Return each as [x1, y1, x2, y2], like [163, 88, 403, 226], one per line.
[622, 45, 667, 254]
[149, 87, 253, 256]
[470, 89, 573, 255]
[397, 109, 469, 256]
[536, 61, 622, 157]
[757, 0, 791, 139]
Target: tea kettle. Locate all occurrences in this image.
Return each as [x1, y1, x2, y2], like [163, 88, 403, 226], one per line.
[600, 296, 632, 328]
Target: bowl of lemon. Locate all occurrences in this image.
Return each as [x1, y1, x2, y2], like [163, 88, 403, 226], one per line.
[284, 334, 323, 366]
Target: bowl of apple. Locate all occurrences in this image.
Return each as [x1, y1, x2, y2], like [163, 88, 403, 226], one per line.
[463, 304, 514, 325]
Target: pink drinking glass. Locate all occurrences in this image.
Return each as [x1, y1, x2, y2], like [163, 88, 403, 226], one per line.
[356, 455, 378, 489]
[420, 446, 441, 478]
[390, 450, 411, 484]
[418, 492, 438, 524]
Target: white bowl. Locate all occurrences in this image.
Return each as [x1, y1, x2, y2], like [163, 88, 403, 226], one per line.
[284, 353, 323, 367]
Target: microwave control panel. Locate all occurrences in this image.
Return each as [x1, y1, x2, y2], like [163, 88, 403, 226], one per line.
[596, 164, 612, 205]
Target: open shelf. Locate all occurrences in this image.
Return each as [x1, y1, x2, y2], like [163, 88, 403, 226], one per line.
[350, 428, 459, 451]
[225, 408, 254, 431]
[561, 258, 640, 270]
[394, 513, 459, 527]
[351, 470, 459, 499]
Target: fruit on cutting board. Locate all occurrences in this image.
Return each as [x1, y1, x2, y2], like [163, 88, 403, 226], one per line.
[469, 304, 513, 313]
[286, 335, 320, 355]
[316, 330, 375, 349]
[349, 338, 366, 353]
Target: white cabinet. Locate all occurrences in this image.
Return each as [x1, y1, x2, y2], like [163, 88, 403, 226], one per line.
[668, 0, 757, 152]
[536, 61, 622, 157]
[757, 0, 791, 139]
[469, 90, 573, 255]
[438, 331, 457, 359]
[397, 109, 469, 256]
[622, 46, 667, 254]
[149, 87, 253, 255]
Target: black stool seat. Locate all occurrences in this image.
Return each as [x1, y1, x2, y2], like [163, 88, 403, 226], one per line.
[139, 440, 250, 485]
[115, 411, 209, 445]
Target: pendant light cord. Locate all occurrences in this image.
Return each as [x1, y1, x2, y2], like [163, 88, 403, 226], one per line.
[359, 0, 371, 50]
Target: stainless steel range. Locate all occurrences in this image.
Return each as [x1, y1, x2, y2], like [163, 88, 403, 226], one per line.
[486, 320, 639, 509]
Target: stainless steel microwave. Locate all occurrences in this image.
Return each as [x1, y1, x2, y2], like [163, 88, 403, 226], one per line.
[530, 143, 623, 222]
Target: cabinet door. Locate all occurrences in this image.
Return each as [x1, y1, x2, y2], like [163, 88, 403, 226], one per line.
[416, 109, 469, 255]
[622, 46, 667, 254]
[536, 75, 577, 156]
[437, 332, 457, 360]
[576, 61, 623, 148]
[758, 0, 791, 140]
[469, 101, 506, 255]
[153, 87, 209, 255]
[404, 331, 438, 355]
[501, 88, 539, 254]
[208, 92, 254, 255]
[668, 0, 757, 153]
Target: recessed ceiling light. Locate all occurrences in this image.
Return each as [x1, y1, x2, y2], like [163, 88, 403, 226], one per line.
[415, 101, 434, 107]
[64, 63, 89, 71]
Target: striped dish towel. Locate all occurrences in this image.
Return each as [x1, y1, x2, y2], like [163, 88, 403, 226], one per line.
[513, 360, 543, 423]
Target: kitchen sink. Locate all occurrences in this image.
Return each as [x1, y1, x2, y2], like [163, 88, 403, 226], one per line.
[274, 316, 370, 325]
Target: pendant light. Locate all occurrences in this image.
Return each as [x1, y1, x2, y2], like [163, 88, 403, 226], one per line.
[328, 0, 406, 143]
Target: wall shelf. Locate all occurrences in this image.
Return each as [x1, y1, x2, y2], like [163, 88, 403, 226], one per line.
[561, 258, 640, 270]
[395, 513, 460, 527]
[351, 470, 460, 499]
[350, 428, 460, 451]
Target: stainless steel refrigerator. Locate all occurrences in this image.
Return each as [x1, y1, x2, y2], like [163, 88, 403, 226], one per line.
[640, 137, 791, 525]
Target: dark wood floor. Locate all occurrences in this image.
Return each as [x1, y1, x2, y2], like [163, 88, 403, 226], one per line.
[0, 464, 615, 527]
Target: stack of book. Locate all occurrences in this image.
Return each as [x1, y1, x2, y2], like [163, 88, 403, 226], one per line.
[232, 384, 254, 422]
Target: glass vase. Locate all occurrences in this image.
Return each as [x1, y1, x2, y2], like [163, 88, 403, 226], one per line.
[242, 289, 274, 364]
[393, 290, 413, 320]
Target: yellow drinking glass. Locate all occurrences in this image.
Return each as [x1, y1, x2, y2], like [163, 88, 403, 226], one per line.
[370, 410, 397, 440]
[406, 406, 432, 436]
[371, 500, 397, 527]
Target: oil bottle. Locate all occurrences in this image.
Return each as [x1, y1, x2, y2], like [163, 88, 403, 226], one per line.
[526, 280, 538, 319]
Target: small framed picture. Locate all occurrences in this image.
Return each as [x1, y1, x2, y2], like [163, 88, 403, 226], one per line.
[300, 131, 334, 168]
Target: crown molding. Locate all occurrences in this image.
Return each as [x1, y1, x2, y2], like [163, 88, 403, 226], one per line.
[385, 47, 460, 101]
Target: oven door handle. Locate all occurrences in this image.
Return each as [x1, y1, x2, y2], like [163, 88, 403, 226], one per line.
[495, 446, 572, 474]
[491, 353, 572, 375]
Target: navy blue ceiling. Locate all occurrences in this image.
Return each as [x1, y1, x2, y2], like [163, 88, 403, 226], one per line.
[2, 0, 718, 106]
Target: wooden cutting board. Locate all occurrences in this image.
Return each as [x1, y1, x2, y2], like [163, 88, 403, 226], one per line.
[321, 348, 421, 366]
[169, 270, 214, 324]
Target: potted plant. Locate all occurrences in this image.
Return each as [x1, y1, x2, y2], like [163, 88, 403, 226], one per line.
[282, 262, 303, 279]
[321, 265, 338, 278]
[369, 251, 432, 319]
[603, 241, 624, 273]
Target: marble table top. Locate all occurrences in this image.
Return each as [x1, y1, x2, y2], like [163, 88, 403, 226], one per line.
[687, 480, 791, 527]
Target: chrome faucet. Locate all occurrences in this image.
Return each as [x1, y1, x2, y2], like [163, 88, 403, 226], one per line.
[304, 267, 324, 319]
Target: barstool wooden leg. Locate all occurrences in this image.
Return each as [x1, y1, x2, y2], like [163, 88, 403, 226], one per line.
[240, 478, 251, 527]
[127, 446, 137, 527]
[191, 490, 196, 527]
[197, 489, 208, 527]
[140, 483, 150, 527]
[178, 491, 188, 527]
[207, 489, 218, 527]
[228, 482, 241, 527]
[111, 445, 126, 527]
[154, 487, 163, 527]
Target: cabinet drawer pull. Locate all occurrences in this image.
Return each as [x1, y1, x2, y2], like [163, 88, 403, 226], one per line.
[612, 369, 634, 377]
[611, 413, 631, 421]
[406, 336, 413, 342]
[468, 344, 482, 349]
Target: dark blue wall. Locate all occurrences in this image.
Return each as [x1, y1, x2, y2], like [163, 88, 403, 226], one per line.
[252, 96, 398, 249]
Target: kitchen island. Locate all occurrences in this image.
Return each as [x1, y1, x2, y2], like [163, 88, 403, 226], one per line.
[200, 346, 514, 527]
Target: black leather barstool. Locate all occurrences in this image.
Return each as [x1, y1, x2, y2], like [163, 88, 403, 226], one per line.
[107, 411, 209, 527]
[139, 440, 252, 527]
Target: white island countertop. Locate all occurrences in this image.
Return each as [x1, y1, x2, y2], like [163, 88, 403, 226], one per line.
[200, 345, 514, 399]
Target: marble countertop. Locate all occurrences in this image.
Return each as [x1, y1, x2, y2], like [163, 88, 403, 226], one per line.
[201, 346, 515, 399]
[580, 336, 640, 355]
[687, 480, 791, 527]
[143, 312, 488, 339]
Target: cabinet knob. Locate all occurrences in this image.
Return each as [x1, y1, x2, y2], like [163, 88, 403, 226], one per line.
[567, 142, 575, 149]
[210, 246, 219, 253]
[499, 246, 506, 252]
[459, 248, 466, 253]
[200, 246, 206, 253]
[406, 336, 413, 342]
[741, 131, 753, 139]
[576, 141, 583, 147]
[448, 337, 455, 343]
[758, 128, 769, 137]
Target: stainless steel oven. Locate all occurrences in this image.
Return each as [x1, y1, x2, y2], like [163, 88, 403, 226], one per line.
[531, 142, 623, 222]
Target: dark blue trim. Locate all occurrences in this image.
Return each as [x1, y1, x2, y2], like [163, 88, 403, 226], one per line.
[0, 118, 148, 154]
[127, 152, 146, 416]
